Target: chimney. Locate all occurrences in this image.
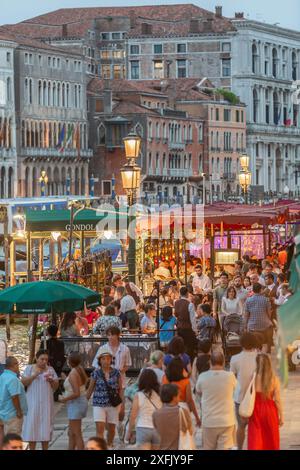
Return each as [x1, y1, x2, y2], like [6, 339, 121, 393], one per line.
[62, 24, 68, 37]
[103, 80, 112, 113]
[215, 6, 222, 18]
[129, 10, 136, 29]
[190, 19, 199, 34]
[141, 23, 152, 35]
[235, 12, 244, 19]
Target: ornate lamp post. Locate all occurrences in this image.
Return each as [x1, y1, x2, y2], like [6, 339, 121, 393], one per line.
[121, 132, 141, 284]
[39, 170, 48, 197]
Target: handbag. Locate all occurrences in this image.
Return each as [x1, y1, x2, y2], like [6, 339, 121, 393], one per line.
[101, 370, 123, 408]
[178, 407, 196, 450]
[239, 373, 256, 418]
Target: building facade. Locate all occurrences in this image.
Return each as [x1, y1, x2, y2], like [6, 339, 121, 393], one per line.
[12, 36, 92, 197]
[231, 17, 300, 196]
[87, 79, 205, 203]
[0, 34, 17, 198]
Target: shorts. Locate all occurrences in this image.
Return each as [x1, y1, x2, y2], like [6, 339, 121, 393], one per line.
[67, 396, 88, 420]
[93, 405, 120, 425]
[1, 416, 23, 435]
[136, 427, 160, 447]
[202, 425, 235, 450]
[235, 402, 249, 428]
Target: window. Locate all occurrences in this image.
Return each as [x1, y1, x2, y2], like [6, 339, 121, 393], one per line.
[48, 57, 51, 67]
[101, 65, 111, 79]
[112, 32, 121, 40]
[153, 60, 163, 79]
[222, 43, 231, 52]
[130, 45, 139, 55]
[198, 124, 203, 142]
[102, 181, 112, 195]
[224, 109, 231, 122]
[222, 59, 231, 77]
[241, 111, 244, 122]
[101, 33, 110, 40]
[113, 51, 123, 59]
[66, 59, 70, 69]
[177, 44, 186, 53]
[216, 108, 219, 121]
[52, 57, 56, 68]
[6, 52, 11, 63]
[38, 55, 42, 66]
[113, 65, 122, 79]
[154, 44, 162, 54]
[101, 50, 110, 59]
[130, 61, 140, 80]
[6, 77, 11, 102]
[292, 52, 297, 81]
[252, 44, 258, 74]
[177, 60, 187, 78]
[236, 110, 240, 122]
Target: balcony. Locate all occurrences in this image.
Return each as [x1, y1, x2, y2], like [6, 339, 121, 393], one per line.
[168, 141, 186, 151]
[223, 172, 237, 181]
[21, 147, 93, 158]
[248, 123, 300, 136]
[0, 148, 16, 160]
[148, 168, 193, 178]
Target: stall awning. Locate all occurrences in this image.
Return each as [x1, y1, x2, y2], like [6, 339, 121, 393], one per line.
[25, 208, 127, 232]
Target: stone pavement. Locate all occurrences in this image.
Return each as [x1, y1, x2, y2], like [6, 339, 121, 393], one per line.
[49, 370, 300, 451]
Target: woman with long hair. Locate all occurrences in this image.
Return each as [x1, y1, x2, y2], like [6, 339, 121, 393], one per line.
[164, 336, 191, 376]
[126, 369, 162, 450]
[59, 312, 80, 337]
[58, 352, 88, 450]
[248, 353, 283, 450]
[162, 357, 201, 427]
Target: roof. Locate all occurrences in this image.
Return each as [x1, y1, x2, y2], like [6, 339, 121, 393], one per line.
[0, 27, 83, 56]
[4, 4, 235, 40]
[88, 78, 167, 97]
[112, 100, 159, 116]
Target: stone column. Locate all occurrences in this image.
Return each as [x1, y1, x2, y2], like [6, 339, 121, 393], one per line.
[263, 143, 268, 190]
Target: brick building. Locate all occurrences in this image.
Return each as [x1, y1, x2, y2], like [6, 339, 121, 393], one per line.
[87, 79, 205, 203]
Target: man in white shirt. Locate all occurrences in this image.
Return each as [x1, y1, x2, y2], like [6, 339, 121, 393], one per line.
[230, 332, 257, 450]
[192, 264, 212, 294]
[233, 275, 248, 305]
[196, 351, 237, 450]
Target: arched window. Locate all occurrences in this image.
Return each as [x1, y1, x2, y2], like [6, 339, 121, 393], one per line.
[29, 79, 33, 104]
[98, 124, 106, 145]
[78, 85, 81, 108]
[24, 78, 28, 104]
[53, 82, 57, 106]
[148, 121, 152, 138]
[57, 83, 61, 106]
[38, 80, 42, 105]
[253, 89, 259, 123]
[252, 43, 258, 74]
[273, 91, 280, 124]
[66, 84, 70, 107]
[135, 123, 143, 137]
[74, 84, 77, 108]
[272, 48, 278, 78]
[32, 167, 36, 197]
[292, 51, 297, 80]
[217, 157, 220, 173]
[25, 167, 30, 197]
[48, 81, 51, 106]
[7, 78, 11, 103]
[188, 125, 192, 141]
[62, 83, 65, 107]
[162, 153, 166, 168]
[8, 167, 13, 198]
[156, 122, 160, 139]
[43, 81, 47, 105]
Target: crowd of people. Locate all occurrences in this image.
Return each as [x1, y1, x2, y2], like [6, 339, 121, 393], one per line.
[0, 243, 293, 451]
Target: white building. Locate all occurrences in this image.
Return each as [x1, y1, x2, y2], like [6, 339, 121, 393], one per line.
[231, 16, 300, 196]
[0, 34, 17, 198]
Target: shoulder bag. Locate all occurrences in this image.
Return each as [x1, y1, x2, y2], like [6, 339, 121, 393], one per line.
[178, 407, 196, 450]
[239, 373, 256, 418]
[101, 370, 122, 408]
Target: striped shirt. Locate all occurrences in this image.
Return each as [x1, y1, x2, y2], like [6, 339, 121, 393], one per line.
[244, 294, 272, 331]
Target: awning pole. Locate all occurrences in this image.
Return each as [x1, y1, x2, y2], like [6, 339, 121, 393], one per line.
[29, 314, 38, 364]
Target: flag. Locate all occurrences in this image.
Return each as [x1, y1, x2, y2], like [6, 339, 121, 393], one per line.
[284, 106, 292, 126]
[56, 124, 66, 152]
[75, 124, 80, 157]
[65, 125, 74, 149]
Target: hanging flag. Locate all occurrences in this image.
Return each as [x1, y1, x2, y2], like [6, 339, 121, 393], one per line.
[56, 124, 66, 151]
[75, 123, 80, 157]
[284, 106, 292, 126]
[65, 125, 74, 149]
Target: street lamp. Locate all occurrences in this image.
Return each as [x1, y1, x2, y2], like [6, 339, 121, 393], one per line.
[239, 170, 252, 204]
[239, 154, 250, 171]
[39, 171, 48, 197]
[121, 132, 141, 284]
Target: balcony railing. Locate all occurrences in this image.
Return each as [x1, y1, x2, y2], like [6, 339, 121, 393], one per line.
[223, 172, 237, 180]
[248, 123, 300, 135]
[168, 141, 186, 150]
[21, 147, 93, 158]
[148, 168, 193, 178]
[0, 148, 16, 159]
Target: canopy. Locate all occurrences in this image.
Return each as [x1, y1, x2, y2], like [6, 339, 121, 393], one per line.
[25, 208, 127, 232]
[0, 281, 101, 314]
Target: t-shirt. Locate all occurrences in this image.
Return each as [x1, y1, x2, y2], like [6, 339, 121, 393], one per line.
[136, 391, 162, 428]
[153, 405, 192, 450]
[141, 315, 157, 333]
[196, 370, 237, 427]
[213, 286, 228, 313]
[159, 317, 176, 345]
[230, 350, 257, 404]
[164, 353, 191, 371]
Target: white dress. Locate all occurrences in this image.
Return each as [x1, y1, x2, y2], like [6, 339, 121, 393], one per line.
[22, 365, 57, 442]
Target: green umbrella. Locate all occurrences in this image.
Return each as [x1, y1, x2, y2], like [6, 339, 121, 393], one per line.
[0, 281, 101, 314]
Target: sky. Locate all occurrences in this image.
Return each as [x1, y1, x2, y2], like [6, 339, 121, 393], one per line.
[0, 0, 299, 31]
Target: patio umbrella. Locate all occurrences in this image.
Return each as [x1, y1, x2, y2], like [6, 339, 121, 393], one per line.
[0, 281, 101, 315]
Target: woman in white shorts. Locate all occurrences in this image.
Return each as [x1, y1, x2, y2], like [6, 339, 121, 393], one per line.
[87, 351, 122, 448]
[126, 369, 162, 450]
